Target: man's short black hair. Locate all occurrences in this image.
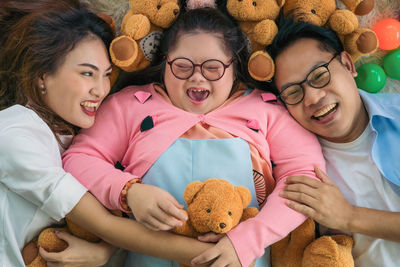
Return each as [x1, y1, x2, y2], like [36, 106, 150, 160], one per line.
[268, 19, 344, 62]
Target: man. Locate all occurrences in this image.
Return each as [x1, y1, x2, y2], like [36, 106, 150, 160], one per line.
[268, 21, 400, 266]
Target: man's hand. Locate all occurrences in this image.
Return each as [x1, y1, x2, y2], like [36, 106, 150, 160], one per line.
[280, 166, 354, 231]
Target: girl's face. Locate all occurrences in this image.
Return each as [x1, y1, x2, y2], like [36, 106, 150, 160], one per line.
[164, 32, 235, 114]
[41, 37, 112, 129]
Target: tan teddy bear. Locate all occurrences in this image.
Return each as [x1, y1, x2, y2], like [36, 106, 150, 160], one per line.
[173, 178, 259, 238]
[173, 178, 259, 267]
[110, 0, 180, 72]
[226, 0, 285, 81]
[283, 0, 378, 62]
[22, 218, 101, 267]
[271, 218, 354, 267]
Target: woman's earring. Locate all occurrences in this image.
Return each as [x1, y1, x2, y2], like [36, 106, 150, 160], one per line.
[40, 84, 46, 94]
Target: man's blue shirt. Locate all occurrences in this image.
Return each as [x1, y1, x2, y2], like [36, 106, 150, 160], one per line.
[360, 89, 400, 196]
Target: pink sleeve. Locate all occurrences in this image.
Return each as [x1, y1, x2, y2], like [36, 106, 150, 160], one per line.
[227, 106, 326, 267]
[62, 92, 137, 211]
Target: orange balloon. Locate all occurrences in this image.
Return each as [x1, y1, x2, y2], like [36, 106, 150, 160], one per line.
[372, 18, 400, 50]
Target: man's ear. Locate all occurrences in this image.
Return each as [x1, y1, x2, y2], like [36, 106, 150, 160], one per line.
[339, 51, 357, 77]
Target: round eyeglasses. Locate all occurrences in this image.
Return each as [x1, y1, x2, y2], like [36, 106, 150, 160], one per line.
[278, 53, 339, 105]
[166, 57, 234, 81]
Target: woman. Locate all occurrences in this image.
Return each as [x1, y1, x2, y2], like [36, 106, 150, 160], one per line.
[0, 1, 211, 266]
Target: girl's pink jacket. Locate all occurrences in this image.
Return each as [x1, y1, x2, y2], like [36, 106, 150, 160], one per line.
[63, 84, 325, 266]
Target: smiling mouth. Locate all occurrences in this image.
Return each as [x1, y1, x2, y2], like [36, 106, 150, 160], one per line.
[312, 103, 338, 120]
[187, 88, 210, 103]
[80, 101, 99, 113]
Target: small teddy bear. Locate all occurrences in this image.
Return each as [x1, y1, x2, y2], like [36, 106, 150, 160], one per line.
[271, 218, 354, 267]
[22, 218, 101, 267]
[173, 178, 259, 267]
[226, 0, 285, 81]
[110, 0, 180, 72]
[173, 178, 259, 237]
[283, 0, 378, 62]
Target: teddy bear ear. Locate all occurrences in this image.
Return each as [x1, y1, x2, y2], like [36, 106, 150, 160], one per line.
[235, 186, 252, 207]
[184, 181, 205, 204]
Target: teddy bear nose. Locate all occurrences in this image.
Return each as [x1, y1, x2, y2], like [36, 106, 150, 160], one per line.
[173, 9, 179, 16]
[219, 223, 226, 229]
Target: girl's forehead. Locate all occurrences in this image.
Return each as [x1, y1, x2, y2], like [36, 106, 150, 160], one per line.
[170, 32, 231, 58]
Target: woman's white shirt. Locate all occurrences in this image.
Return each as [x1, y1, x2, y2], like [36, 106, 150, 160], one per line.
[0, 105, 87, 267]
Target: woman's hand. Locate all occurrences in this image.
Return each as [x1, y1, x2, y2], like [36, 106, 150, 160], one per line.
[280, 166, 354, 231]
[39, 230, 116, 267]
[127, 183, 187, 231]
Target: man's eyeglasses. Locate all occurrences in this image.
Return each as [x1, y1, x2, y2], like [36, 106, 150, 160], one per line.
[278, 53, 339, 105]
[166, 57, 234, 81]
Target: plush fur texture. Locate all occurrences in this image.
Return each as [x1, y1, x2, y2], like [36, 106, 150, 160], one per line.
[226, 0, 284, 81]
[271, 218, 354, 267]
[172, 178, 259, 267]
[173, 178, 259, 237]
[22, 220, 100, 267]
[283, 0, 379, 63]
[82, 0, 399, 92]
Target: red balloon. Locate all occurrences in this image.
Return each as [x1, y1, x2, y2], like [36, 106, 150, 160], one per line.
[372, 18, 400, 50]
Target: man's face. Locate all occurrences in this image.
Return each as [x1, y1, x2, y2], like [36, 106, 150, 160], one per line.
[274, 38, 368, 143]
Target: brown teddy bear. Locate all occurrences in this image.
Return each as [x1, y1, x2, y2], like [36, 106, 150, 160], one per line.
[110, 0, 180, 72]
[173, 178, 259, 267]
[226, 0, 284, 81]
[283, 0, 378, 62]
[271, 218, 354, 267]
[21, 218, 101, 267]
[173, 178, 259, 237]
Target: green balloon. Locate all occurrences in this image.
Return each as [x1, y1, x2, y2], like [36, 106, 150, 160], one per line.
[383, 48, 400, 79]
[355, 63, 386, 93]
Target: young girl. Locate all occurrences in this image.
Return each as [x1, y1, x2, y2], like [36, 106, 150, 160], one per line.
[63, 8, 326, 267]
[0, 1, 212, 266]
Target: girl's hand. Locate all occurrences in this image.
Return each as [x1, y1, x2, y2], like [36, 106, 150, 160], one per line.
[191, 236, 242, 267]
[280, 166, 354, 231]
[127, 183, 187, 231]
[39, 230, 115, 267]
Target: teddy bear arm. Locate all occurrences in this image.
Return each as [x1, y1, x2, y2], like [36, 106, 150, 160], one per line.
[253, 20, 278, 46]
[329, 10, 358, 35]
[240, 207, 259, 222]
[343, 28, 378, 61]
[173, 210, 200, 238]
[248, 51, 275, 81]
[121, 13, 151, 40]
[341, 0, 374, 16]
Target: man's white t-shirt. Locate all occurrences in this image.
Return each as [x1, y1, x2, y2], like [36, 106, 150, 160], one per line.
[319, 124, 400, 267]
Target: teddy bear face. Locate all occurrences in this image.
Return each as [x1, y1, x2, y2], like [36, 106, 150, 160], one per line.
[187, 187, 244, 234]
[283, 0, 336, 26]
[130, 0, 180, 28]
[227, 0, 281, 22]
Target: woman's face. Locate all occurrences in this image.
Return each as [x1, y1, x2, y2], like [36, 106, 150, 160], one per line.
[164, 32, 235, 114]
[41, 37, 112, 129]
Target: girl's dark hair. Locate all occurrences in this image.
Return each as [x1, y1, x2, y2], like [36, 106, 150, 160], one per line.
[0, 0, 114, 140]
[117, 7, 253, 91]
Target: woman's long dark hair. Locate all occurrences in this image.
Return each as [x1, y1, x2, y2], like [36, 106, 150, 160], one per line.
[0, 0, 113, 142]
